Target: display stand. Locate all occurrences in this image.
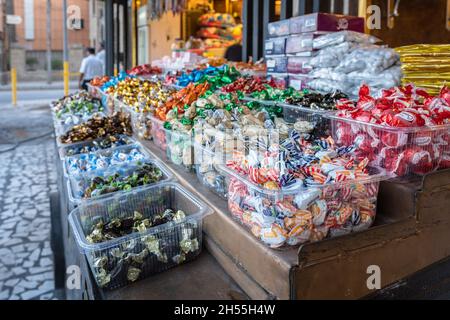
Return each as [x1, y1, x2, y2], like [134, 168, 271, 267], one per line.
[52, 134, 450, 299]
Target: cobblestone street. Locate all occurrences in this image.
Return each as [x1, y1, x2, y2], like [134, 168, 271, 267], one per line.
[0, 105, 58, 300]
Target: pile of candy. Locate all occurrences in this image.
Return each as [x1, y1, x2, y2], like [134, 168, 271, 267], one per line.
[87, 209, 187, 243]
[52, 91, 103, 118]
[59, 112, 132, 145]
[66, 146, 147, 176]
[250, 86, 302, 102]
[128, 64, 162, 76]
[90, 76, 110, 87]
[224, 135, 381, 247]
[101, 72, 133, 92]
[63, 135, 134, 157]
[176, 65, 241, 90]
[229, 60, 267, 76]
[86, 209, 200, 287]
[106, 78, 174, 114]
[221, 76, 280, 94]
[333, 85, 450, 176]
[155, 82, 210, 121]
[285, 90, 348, 111]
[82, 162, 164, 198]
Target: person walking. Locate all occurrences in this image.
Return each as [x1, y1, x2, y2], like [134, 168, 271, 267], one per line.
[96, 42, 106, 73]
[79, 47, 103, 90]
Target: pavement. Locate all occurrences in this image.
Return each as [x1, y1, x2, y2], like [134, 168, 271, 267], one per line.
[0, 81, 79, 92]
[0, 103, 59, 300]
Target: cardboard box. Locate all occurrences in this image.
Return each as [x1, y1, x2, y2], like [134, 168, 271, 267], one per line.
[267, 19, 290, 38]
[266, 56, 288, 73]
[265, 37, 286, 56]
[290, 13, 365, 34]
[287, 56, 313, 74]
[267, 72, 289, 88]
[288, 74, 313, 90]
[285, 33, 323, 54]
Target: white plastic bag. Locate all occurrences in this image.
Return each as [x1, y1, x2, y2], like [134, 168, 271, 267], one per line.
[313, 31, 381, 49]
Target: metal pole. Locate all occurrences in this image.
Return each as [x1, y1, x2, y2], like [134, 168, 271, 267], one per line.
[105, 0, 114, 76]
[11, 67, 17, 106]
[46, 0, 52, 84]
[63, 0, 69, 95]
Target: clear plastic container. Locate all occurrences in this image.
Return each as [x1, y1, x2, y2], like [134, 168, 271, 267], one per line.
[326, 113, 450, 177]
[277, 102, 333, 138]
[54, 112, 107, 137]
[87, 83, 102, 99]
[165, 129, 195, 172]
[149, 116, 168, 152]
[193, 143, 228, 199]
[67, 159, 173, 207]
[58, 135, 136, 160]
[68, 182, 211, 290]
[130, 111, 152, 141]
[267, 20, 290, 38]
[63, 143, 150, 178]
[241, 97, 333, 138]
[217, 164, 386, 248]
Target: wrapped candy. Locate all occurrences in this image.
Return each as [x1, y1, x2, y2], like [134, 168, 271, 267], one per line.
[224, 133, 383, 248]
[81, 162, 164, 199]
[66, 146, 148, 176]
[106, 78, 174, 114]
[221, 76, 280, 94]
[59, 112, 132, 145]
[128, 64, 162, 76]
[331, 84, 450, 176]
[62, 135, 134, 157]
[90, 76, 110, 87]
[84, 208, 200, 288]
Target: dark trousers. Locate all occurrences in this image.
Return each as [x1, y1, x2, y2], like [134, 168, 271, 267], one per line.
[81, 79, 92, 91]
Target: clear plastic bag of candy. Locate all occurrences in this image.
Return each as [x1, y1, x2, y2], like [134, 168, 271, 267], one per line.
[313, 31, 381, 50]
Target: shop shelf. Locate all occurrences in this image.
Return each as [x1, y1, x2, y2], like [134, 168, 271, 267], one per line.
[69, 182, 210, 290]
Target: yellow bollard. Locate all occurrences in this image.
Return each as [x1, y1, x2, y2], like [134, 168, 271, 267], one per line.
[63, 61, 70, 96]
[11, 68, 17, 107]
[114, 67, 118, 77]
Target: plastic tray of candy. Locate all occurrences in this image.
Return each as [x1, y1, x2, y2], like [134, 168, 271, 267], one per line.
[193, 143, 229, 199]
[68, 182, 210, 290]
[241, 97, 333, 133]
[62, 143, 150, 178]
[87, 83, 103, 99]
[128, 109, 153, 141]
[58, 135, 136, 160]
[67, 159, 174, 208]
[325, 114, 450, 177]
[149, 116, 168, 152]
[217, 164, 386, 248]
[54, 112, 107, 137]
[165, 129, 195, 173]
[98, 89, 115, 114]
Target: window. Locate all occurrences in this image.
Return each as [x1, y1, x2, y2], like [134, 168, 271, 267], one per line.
[24, 0, 35, 40]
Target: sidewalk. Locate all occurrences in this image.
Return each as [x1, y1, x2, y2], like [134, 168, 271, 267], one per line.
[0, 104, 58, 300]
[0, 81, 79, 92]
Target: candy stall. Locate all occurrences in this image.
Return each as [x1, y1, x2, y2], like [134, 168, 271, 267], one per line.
[49, 11, 450, 300]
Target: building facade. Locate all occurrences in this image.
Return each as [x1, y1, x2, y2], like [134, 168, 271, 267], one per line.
[9, 0, 92, 71]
